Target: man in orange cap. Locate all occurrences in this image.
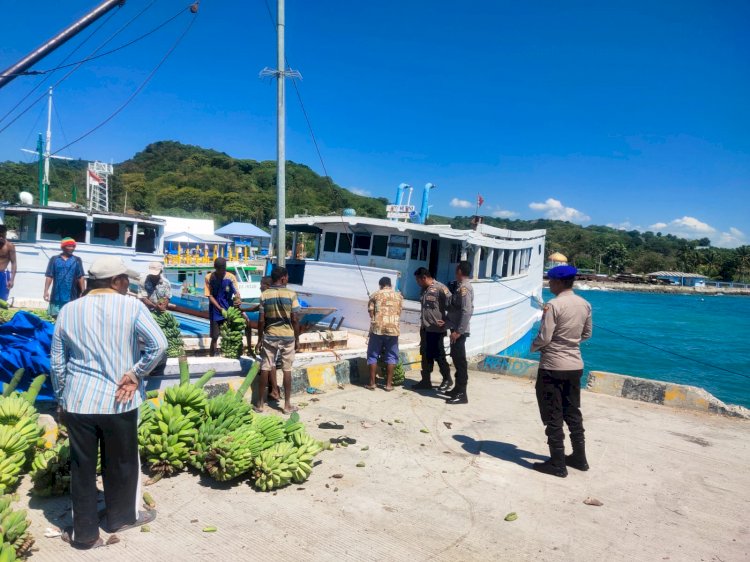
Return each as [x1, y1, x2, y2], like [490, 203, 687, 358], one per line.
[44, 237, 86, 318]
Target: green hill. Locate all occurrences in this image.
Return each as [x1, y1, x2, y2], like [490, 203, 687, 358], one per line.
[1, 140, 747, 281]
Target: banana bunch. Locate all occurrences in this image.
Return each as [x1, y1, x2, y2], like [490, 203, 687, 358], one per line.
[29, 439, 70, 497]
[282, 411, 304, 438]
[0, 395, 44, 462]
[152, 310, 184, 358]
[0, 427, 27, 494]
[139, 404, 197, 476]
[204, 391, 253, 423]
[203, 425, 265, 481]
[250, 441, 296, 492]
[191, 408, 252, 471]
[220, 306, 246, 359]
[250, 415, 286, 450]
[287, 432, 324, 484]
[163, 383, 207, 426]
[0, 496, 33, 559]
[0, 542, 16, 562]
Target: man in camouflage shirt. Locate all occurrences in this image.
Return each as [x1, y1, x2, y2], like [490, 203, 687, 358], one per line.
[366, 277, 403, 391]
[412, 267, 452, 390]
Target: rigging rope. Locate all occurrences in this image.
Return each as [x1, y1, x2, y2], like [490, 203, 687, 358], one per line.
[0, 5, 123, 127]
[52, 11, 198, 156]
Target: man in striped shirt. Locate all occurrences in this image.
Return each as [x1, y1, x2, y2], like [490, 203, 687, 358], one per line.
[51, 256, 167, 549]
[255, 266, 300, 414]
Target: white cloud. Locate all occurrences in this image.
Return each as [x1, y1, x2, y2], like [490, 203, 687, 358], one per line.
[349, 187, 371, 196]
[648, 216, 747, 248]
[491, 209, 519, 218]
[450, 198, 474, 209]
[715, 227, 747, 249]
[606, 221, 641, 231]
[528, 198, 590, 223]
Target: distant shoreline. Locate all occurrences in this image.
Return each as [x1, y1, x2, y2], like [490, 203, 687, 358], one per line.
[548, 280, 750, 296]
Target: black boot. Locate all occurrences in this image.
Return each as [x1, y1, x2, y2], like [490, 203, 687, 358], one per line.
[565, 440, 589, 471]
[446, 391, 467, 404]
[445, 386, 460, 398]
[532, 446, 568, 478]
[411, 378, 433, 390]
[437, 376, 453, 392]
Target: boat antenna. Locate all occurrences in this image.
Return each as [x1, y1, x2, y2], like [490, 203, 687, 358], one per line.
[260, 0, 301, 267]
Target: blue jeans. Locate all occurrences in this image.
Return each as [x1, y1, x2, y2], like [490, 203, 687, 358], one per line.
[367, 333, 399, 365]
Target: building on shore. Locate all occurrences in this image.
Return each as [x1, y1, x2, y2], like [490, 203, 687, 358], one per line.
[215, 222, 271, 258]
[647, 271, 708, 287]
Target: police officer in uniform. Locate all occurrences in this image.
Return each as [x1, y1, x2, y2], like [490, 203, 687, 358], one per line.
[444, 260, 474, 404]
[412, 267, 452, 390]
[531, 265, 592, 478]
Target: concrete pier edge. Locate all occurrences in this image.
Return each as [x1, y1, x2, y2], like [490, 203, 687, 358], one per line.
[474, 354, 750, 419]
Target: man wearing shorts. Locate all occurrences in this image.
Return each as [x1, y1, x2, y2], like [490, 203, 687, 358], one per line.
[205, 257, 241, 356]
[255, 266, 300, 413]
[0, 225, 17, 303]
[365, 276, 403, 391]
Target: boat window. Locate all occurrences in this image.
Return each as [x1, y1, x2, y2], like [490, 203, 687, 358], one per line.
[387, 234, 408, 260]
[92, 220, 127, 246]
[449, 243, 461, 263]
[411, 239, 420, 260]
[135, 225, 159, 254]
[323, 232, 337, 252]
[353, 234, 371, 256]
[337, 233, 352, 253]
[13, 214, 36, 242]
[538, 244, 542, 254]
[40, 215, 86, 243]
[371, 235, 388, 257]
[420, 239, 428, 260]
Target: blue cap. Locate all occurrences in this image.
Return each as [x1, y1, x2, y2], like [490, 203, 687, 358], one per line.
[547, 265, 578, 279]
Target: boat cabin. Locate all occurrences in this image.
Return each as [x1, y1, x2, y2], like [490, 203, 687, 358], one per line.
[0, 202, 164, 254]
[271, 216, 546, 301]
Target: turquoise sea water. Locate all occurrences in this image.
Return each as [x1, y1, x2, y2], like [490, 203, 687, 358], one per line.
[527, 289, 750, 408]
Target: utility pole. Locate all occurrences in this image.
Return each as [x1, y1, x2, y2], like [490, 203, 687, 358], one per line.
[260, 0, 300, 267]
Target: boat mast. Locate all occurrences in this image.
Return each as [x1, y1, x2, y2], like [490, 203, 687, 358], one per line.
[43, 87, 53, 205]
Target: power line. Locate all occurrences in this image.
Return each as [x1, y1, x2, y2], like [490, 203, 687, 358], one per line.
[0, 0, 169, 135]
[0, 6, 122, 127]
[52, 12, 198, 156]
[0, 3, 187, 79]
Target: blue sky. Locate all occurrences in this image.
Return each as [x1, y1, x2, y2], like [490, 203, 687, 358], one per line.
[1, 1, 748, 246]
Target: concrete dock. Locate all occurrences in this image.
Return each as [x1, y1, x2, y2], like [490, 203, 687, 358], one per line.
[22, 369, 750, 562]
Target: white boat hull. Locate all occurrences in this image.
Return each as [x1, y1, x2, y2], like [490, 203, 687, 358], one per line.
[290, 261, 543, 358]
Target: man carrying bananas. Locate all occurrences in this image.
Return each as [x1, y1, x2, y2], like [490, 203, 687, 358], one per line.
[255, 266, 300, 414]
[50, 256, 167, 549]
[139, 261, 172, 376]
[205, 257, 242, 357]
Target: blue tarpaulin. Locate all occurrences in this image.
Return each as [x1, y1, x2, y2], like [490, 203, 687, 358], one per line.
[0, 311, 55, 401]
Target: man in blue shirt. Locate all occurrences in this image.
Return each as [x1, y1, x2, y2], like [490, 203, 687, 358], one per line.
[43, 237, 85, 317]
[205, 257, 241, 356]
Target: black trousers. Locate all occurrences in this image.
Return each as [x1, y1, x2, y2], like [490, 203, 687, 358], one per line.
[420, 330, 450, 381]
[535, 368, 585, 448]
[450, 333, 468, 391]
[66, 409, 140, 543]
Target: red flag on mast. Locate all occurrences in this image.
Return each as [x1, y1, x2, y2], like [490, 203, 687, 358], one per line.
[477, 194, 485, 208]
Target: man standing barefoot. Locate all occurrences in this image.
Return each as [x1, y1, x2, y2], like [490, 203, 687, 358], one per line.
[365, 276, 403, 391]
[0, 225, 16, 303]
[255, 266, 300, 414]
[531, 265, 592, 478]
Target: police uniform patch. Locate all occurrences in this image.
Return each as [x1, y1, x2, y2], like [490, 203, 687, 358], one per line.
[459, 287, 467, 296]
[543, 305, 550, 312]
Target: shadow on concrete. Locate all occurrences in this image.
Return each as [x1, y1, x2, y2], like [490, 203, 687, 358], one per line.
[453, 435, 546, 469]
